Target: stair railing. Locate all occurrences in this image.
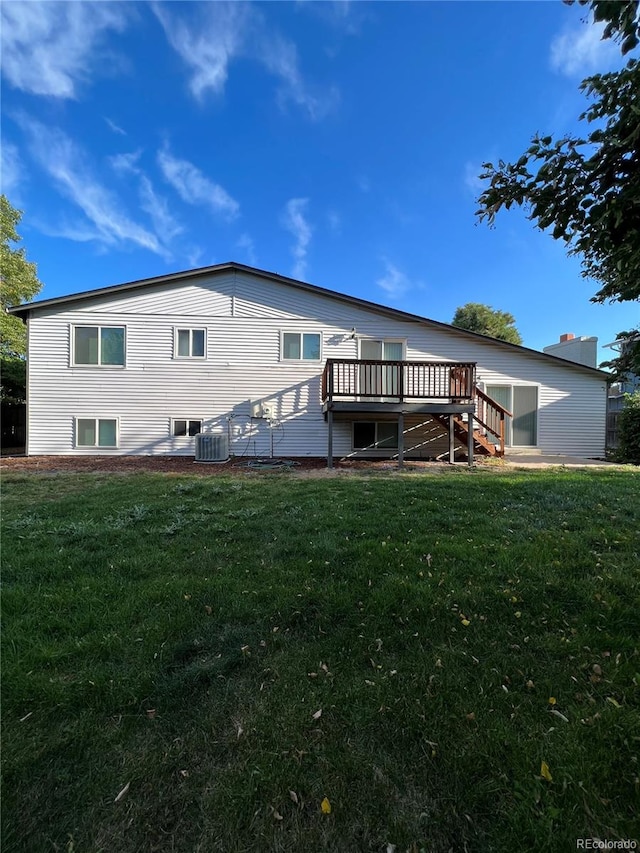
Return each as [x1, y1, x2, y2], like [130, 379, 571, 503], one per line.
[474, 388, 512, 454]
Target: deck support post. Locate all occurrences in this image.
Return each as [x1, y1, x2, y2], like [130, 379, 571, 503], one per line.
[467, 412, 474, 468]
[327, 408, 333, 469]
[448, 414, 455, 464]
[397, 412, 404, 469]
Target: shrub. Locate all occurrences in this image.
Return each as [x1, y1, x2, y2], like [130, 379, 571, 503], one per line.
[617, 392, 640, 464]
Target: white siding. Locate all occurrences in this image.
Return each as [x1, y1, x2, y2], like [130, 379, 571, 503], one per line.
[76, 274, 235, 317]
[25, 270, 608, 457]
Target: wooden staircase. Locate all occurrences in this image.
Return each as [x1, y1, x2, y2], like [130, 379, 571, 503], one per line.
[432, 388, 512, 459]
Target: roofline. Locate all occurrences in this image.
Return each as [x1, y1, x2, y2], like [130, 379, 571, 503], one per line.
[9, 260, 611, 379]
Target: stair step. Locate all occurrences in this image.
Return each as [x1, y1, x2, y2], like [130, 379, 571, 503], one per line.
[429, 414, 501, 458]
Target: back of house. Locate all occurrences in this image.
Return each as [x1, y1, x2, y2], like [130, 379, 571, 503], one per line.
[11, 262, 609, 461]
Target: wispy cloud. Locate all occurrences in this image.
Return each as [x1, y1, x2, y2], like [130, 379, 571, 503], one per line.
[376, 260, 413, 300]
[236, 233, 257, 266]
[296, 0, 367, 39]
[152, 1, 248, 100]
[550, 16, 619, 78]
[105, 117, 127, 136]
[0, 1, 128, 98]
[327, 210, 342, 235]
[153, 1, 336, 119]
[463, 161, 485, 197]
[256, 31, 339, 120]
[139, 175, 184, 242]
[32, 219, 110, 245]
[109, 150, 143, 174]
[157, 145, 239, 220]
[16, 114, 166, 256]
[1, 142, 23, 197]
[109, 149, 183, 241]
[185, 246, 206, 269]
[282, 198, 312, 280]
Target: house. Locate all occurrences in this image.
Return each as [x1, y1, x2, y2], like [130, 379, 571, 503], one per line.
[9, 262, 611, 465]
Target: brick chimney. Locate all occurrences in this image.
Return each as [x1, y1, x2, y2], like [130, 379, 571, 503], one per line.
[559, 333, 575, 342]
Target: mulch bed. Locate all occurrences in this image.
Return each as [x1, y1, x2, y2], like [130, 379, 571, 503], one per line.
[0, 455, 456, 476]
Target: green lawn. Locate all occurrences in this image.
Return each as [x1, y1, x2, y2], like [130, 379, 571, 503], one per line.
[2, 468, 639, 852]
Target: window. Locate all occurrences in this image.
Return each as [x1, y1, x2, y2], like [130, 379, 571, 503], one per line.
[281, 332, 321, 361]
[359, 340, 404, 361]
[175, 329, 206, 358]
[172, 419, 202, 437]
[353, 421, 398, 450]
[76, 418, 118, 447]
[73, 326, 125, 366]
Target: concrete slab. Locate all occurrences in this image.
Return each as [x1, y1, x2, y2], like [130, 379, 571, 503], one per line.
[502, 453, 618, 468]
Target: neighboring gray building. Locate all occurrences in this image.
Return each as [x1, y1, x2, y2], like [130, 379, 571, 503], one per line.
[543, 333, 598, 369]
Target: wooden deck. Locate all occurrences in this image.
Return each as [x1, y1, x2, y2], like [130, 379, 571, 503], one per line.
[321, 359, 511, 467]
[322, 359, 476, 408]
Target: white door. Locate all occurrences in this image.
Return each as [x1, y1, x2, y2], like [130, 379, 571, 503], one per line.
[359, 340, 404, 399]
[485, 385, 538, 447]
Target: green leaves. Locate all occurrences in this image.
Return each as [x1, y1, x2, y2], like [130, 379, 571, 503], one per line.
[475, 2, 640, 305]
[452, 303, 523, 346]
[588, 0, 640, 54]
[1, 195, 43, 373]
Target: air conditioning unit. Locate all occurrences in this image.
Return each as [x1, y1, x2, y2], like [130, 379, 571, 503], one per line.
[194, 433, 229, 463]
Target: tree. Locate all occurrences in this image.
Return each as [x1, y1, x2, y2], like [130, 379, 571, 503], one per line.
[452, 302, 523, 345]
[616, 391, 640, 463]
[475, 1, 640, 306]
[1, 356, 26, 405]
[584, 0, 639, 54]
[1, 195, 42, 354]
[1, 195, 43, 404]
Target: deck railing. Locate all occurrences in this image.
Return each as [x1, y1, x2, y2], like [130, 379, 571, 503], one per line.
[322, 359, 476, 404]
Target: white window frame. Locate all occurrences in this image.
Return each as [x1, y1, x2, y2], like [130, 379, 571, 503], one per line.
[174, 328, 207, 359]
[280, 331, 323, 362]
[71, 325, 126, 368]
[171, 418, 203, 438]
[75, 417, 119, 448]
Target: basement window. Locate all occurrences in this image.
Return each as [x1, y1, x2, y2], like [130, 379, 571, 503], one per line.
[172, 420, 202, 437]
[353, 421, 398, 450]
[76, 418, 118, 447]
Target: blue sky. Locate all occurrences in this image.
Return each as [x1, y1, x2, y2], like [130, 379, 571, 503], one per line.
[1, 0, 637, 362]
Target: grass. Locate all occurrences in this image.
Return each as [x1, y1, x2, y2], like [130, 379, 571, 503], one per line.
[1, 467, 639, 852]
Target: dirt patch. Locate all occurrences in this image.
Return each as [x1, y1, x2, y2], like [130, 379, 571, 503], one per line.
[0, 454, 460, 477]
